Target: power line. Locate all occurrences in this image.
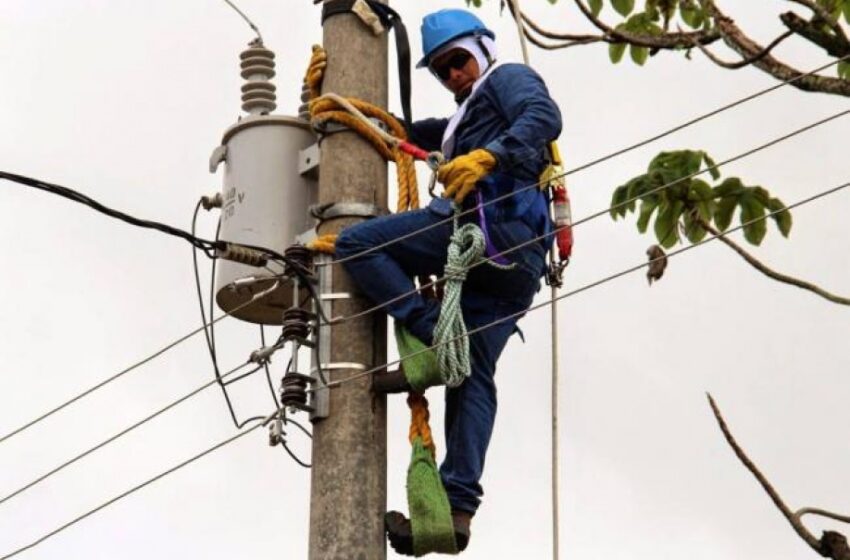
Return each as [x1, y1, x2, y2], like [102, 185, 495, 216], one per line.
[318, 55, 850, 268]
[323, 108, 850, 328]
[0, 282, 280, 445]
[4, 180, 846, 558]
[0, 420, 265, 560]
[0, 362, 256, 507]
[317, 179, 850, 392]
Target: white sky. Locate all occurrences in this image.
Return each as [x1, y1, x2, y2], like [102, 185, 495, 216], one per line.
[1, 1, 849, 559]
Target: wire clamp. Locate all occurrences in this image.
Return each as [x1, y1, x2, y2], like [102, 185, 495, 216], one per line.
[249, 345, 278, 365]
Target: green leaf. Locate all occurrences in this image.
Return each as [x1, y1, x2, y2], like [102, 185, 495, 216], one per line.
[839, 60, 850, 80]
[740, 195, 767, 245]
[844, 0, 850, 23]
[636, 199, 658, 233]
[655, 200, 684, 248]
[713, 196, 738, 231]
[611, 0, 635, 17]
[688, 179, 714, 202]
[767, 197, 793, 237]
[680, 5, 704, 28]
[751, 186, 771, 206]
[713, 177, 745, 198]
[683, 209, 708, 243]
[610, 184, 629, 219]
[609, 41, 627, 63]
[589, 0, 603, 17]
[630, 44, 649, 65]
[703, 152, 721, 180]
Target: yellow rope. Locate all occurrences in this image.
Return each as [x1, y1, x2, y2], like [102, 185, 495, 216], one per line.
[303, 45, 437, 463]
[303, 45, 419, 254]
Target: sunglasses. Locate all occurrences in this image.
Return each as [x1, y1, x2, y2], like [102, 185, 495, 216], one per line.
[430, 50, 472, 81]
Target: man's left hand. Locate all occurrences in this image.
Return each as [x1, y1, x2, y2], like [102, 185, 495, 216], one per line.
[437, 149, 496, 204]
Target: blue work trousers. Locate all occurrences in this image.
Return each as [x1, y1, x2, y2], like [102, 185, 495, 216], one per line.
[335, 202, 543, 514]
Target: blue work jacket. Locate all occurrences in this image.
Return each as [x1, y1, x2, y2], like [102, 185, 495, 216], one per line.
[409, 63, 562, 247]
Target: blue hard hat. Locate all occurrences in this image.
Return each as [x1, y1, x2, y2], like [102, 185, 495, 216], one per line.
[417, 9, 495, 69]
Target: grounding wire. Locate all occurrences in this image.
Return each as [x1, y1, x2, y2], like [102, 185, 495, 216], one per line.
[0, 420, 265, 560]
[0, 362, 259, 508]
[317, 54, 850, 269]
[320, 108, 850, 328]
[315, 179, 850, 392]
[0, 280, 281, 445]
[4, 183, 846, 558]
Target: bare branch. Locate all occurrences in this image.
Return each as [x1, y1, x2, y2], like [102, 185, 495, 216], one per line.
[708, 394, 850, 560]
[702, 0, 850, 97]
[797, 508, 850, 525]
[697, 218, 850, 305]
[572, 0, 722, 49]
[780, 11, 850, 57]
[519, 9, 602, 42]
[691, 29, 794, 69]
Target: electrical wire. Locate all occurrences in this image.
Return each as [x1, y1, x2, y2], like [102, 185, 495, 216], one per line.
[320, 108, 850, 328]
[0, 362, 257, 508]
[0, 420, 265, 560]
[315, 179, 850, 392]
[3, 180, 845, 559]
[221, 0, 263, 42]
[316, 54, 850, 269]
[0, 279, 281, 445]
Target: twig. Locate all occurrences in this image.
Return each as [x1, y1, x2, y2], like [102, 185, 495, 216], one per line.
[780, 11, 850, 57]
[707, 395, 850, 560]
[690, 29, 794, 69]
[697, 218, 850, 305]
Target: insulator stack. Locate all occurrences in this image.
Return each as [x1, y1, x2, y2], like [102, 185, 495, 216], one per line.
[217, 243, 269, 267]
[298, 83, 312, 121]
[240, 40, 277, 114]
[281, 308, 313, 341]
[284, 244, 315, 277]
[280, 372, 312, 409]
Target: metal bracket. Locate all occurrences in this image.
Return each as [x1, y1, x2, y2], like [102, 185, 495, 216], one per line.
[298, 143, 320, 179]
[309, 255, 333, 421]
[310, 201, 388, 222]
[209, 145, 227, 173]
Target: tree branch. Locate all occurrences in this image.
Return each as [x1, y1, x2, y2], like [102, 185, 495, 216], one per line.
[572, 0, 722, 49]
[784, 0, 850, 44]
[701, 0, 850, 97]
[780, 11, 850, 57]
[697, 218, 850, 305]
[707, 394, 850, 560]
[691, 29, 794, 69]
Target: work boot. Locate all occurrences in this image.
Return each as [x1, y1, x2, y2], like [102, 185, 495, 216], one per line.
[384, 510, 473, 555]
[451, 509, 473, 552]
[372, 368, 412, 394]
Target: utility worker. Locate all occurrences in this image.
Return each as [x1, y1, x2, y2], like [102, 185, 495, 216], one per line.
[335, 8, 562, 555]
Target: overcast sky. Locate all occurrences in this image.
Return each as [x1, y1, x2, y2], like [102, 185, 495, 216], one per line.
[2, 1, 849, 559]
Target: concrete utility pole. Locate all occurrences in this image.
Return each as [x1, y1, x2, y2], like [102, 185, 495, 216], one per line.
[308, 2, 389, 559]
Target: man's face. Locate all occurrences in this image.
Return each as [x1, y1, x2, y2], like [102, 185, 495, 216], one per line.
[430, 48, 481, 97]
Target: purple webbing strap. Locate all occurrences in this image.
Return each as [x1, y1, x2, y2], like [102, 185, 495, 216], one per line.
[476, 191, 510, 266]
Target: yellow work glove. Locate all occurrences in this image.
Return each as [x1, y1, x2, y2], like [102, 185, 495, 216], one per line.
[304, 44, 327, 100]
[437, 149, 497, 204]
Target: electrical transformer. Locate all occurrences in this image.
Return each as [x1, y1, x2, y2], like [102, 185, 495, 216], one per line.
[210, 40, 318, 325]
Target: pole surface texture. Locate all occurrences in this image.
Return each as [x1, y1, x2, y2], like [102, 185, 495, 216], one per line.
[308, 3, 389, 559]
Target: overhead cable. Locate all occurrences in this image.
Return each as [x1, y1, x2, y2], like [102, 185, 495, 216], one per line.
[323, 108, 850, 327]
[4, 181, 847, 558]
[0, 421, 265, 560]
[0, 281, 280, 445]
[319, 54, 850, 268]
[0, 362, 257, 508]
[317, 180, 850, 392]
